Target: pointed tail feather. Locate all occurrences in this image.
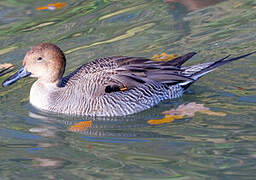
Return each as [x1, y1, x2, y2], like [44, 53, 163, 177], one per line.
[190, 51, 255, 80]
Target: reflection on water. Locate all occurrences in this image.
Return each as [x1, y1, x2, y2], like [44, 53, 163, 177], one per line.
[28, 105, 175, 138]
[0, 66, 14, 77]
[164, 0, 224, 11]
[0, 0, 256, 179]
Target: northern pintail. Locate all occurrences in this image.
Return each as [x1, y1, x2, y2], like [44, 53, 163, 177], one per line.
[2, 43, 254, 116]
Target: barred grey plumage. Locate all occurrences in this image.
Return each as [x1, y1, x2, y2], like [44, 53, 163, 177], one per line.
[2, 43, 255, 116]
[46, 52, 253, 116]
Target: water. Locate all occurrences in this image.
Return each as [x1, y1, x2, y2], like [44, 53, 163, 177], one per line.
[0, 0, 256, 179]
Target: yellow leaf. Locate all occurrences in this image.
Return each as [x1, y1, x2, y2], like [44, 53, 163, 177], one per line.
[160, 52, 168, 56]
[151, 54, 160, 59]
[152, 52, 179, 62]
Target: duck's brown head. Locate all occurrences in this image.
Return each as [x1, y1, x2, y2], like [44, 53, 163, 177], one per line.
[2, 43, 66, 86]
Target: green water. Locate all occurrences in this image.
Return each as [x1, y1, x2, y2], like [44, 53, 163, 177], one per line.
[0, 0, 256, 179]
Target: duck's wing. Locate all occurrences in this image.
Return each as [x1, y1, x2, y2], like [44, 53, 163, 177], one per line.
[62, 53, 196, 97]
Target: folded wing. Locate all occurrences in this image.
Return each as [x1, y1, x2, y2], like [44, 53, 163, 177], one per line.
[62, 52, 197, 97]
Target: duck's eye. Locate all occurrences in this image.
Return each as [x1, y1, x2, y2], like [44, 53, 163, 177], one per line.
[37, 57, 43, 62]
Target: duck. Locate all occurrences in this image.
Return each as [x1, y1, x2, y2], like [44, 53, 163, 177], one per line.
[2, 43, 254, 116]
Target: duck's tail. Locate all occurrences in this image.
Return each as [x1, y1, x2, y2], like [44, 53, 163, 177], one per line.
[180, 51, 255, 89]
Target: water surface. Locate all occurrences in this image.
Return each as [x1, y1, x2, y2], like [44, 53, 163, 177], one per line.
[0, 0, 256, 179]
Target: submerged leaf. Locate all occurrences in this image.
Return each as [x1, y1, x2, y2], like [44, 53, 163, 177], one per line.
[148, 102, 226, 125]
[163, 102, 226, 117]
[163, 102, 210, 117]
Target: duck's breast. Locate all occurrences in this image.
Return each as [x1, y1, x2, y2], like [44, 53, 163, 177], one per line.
[29, 81, 56, 110]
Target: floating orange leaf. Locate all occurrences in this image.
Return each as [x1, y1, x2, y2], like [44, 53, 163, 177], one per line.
[36, 2, 67, 11]
[147, 115, 183, 125]
[69, 121, 92, 132]
[152, 52, 179, 62]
